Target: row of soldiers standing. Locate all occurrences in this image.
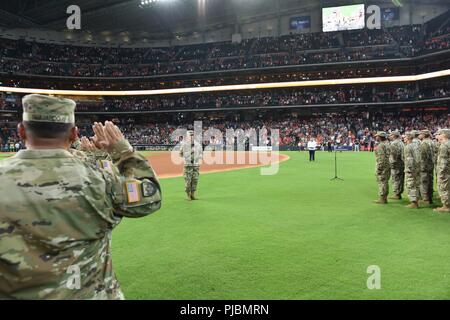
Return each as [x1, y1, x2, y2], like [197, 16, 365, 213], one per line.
[374, 129, 450, 212]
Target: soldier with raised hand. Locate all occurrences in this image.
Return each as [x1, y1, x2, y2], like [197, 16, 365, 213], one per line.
[404, 131, 421, 209]
[179, 130, 203, 201]
[418, 129, 435, 205]
[373, 131, 391, 204]
[0, 94, 162, 300]
[434, 129, 450, 213]
[388, 131, 405, 200]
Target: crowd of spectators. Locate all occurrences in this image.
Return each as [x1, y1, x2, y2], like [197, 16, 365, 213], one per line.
[2, 111, 449, 150]
[0, 24, 449, 78]
[2, 85, 447, 112]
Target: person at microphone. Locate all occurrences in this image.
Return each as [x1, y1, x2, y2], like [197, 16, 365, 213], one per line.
[307, 137, 318, 162]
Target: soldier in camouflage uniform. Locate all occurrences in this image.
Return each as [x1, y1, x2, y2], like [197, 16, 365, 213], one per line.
[403, 131, 421, 209]
[373, 132, 391, 204]
[434, 129, 450, 213]
[411, 130, 421, 146]
[418, 130, 435, 205]
[0, 94, 162, 300]
[388, 131, 404, 200]
[179, 130, 203, 201]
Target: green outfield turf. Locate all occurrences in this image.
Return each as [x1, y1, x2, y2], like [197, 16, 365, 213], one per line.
[112, 151, 450, 300]
[2, 151, 450, 299]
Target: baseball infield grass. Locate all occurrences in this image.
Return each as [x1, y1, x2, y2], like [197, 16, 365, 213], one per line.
[3, 151, 450, 299]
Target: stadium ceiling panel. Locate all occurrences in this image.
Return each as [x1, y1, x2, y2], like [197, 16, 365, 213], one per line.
[0, 0, 448, 34]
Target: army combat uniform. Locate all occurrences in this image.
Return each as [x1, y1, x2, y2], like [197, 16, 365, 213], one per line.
[179, 135, 203, 200]
[389, 132, 404, 199]
[0, 94, 162, 300]
[419, 132, 435, 203]
[374, 132, 391, 203]
[404, 132, 421, 207]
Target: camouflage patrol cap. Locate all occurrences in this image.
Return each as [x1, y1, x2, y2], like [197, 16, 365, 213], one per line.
[389, 131, 400, 138]
[437, 129, 450, 138]
[22, 94, 76, 124]
[420, 129, 431, 137]
[186, 130, 194, 136]
[404, 131, 414, 139]
[375, 131, 387, 138]
[410, 130, 420, 137]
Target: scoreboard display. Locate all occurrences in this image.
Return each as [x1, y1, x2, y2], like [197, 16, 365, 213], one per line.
[322, 4, 365, 32]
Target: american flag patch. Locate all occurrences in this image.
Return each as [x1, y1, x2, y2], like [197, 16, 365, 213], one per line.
[100, 160, 113, 173]
[125, 182, 141, 203]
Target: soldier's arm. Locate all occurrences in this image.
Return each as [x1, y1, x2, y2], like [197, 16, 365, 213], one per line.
[388, 144, 396, 164]
[439, 143, 450, 175]
[375, 145, 385, 172]
[80, 136, 112, 166]
[384, 144, 390, 164]
[95, 122, 162, 218]
[179, 143, 184, 157]
[404, 146, 413, 171]
[419, 144, 428, 169]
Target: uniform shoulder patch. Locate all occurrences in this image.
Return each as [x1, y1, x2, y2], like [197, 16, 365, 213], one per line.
[99, 160, 113, 173]
[142, 180, 157, 197]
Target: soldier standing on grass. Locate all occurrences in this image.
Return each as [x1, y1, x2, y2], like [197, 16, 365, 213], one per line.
[388, 131, 404, 200]
[373, 132, 391, 204]
[0, 94, 162, 300]
[404, 131, 421, 209]
[180, 130, 203, 201]
[418, 130, 435, 205]
[434, 129, 450, 213]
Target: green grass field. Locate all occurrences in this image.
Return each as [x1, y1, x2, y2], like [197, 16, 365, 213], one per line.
[2, 151, 450, 299]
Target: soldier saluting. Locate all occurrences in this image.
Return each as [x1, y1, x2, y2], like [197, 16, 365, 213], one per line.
[373, 132, 391, 204]
[0, 94, 162, 299]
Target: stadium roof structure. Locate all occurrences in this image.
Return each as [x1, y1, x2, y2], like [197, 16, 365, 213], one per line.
[0, 0, 447, 39]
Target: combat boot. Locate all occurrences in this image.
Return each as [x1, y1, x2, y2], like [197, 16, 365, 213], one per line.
[389, 194, 402, 200]
[433, 206, 450, 213]
[420, 199, 432, 205]
[405, 201, 419, 209]
[190, 192, 197, 200]
[186, 193, 192, 201]
[373, 196, 387, 204]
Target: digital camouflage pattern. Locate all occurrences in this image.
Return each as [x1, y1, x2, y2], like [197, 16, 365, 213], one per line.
[389, 138, 405, 197]
[179, 140, 203, 193]
[404, 142, 421, 202]
[0, 140, 162, 300]
[375, 140, 391, 197]
[419, 139, 435, 201]
[436, 140, 450, 207]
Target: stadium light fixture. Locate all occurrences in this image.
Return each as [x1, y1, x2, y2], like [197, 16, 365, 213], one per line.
[139, 0, 159, 8]
[1, 69, 449, 97]
[139, 0, 173, 8]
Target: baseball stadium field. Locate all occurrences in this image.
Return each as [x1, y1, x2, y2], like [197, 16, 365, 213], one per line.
[2, 150, 450, 299]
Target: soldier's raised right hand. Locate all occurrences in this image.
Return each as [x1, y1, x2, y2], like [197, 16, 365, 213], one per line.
[92, 121, 125, 153]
